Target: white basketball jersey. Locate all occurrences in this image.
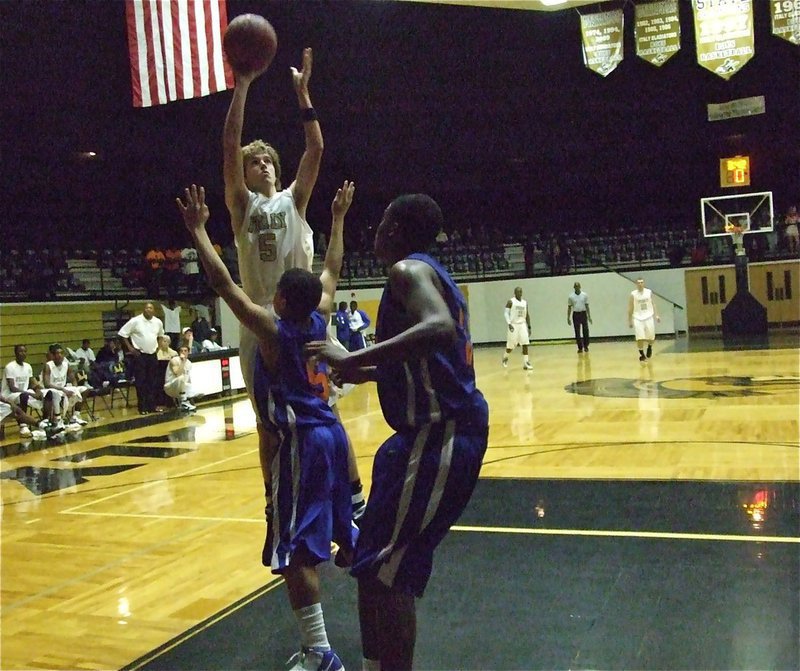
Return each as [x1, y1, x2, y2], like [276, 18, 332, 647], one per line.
[509, 297, 528, 325]
[46, 360, 69, 387]
[236, 188, 314, 307]
[631, 288, 655, 320]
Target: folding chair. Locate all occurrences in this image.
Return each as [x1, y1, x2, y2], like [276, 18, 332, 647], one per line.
[85, 386, 114, 420]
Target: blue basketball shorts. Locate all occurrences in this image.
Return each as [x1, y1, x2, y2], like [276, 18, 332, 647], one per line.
[350, 418, 488, 597]
[267, 422, 357, 573]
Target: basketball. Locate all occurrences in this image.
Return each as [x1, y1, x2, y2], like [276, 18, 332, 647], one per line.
[223, 14, 277, 76]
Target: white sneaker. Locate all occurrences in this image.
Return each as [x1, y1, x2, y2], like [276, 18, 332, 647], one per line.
[71, 414, 88, 426]
[54, 419, 66, 431]
[65, 422, 82, 433]
[19, 424, 32, 438]
[180, 401, 196, 412]
[31, 429, 47, 441]
[523, 362, 533, 370]
[38, 419, 51, 430]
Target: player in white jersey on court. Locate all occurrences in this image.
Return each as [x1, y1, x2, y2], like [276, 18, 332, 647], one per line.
[222, 47, 364, 559]
[502, 286, 533, 370]
[628, 277, 660, 362]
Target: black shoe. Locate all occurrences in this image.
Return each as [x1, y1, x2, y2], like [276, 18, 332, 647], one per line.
[584, 347, 589, 353]
[577, 348, 583, 354]
[646, 345, 652, 358]
[639, 354, 646, 362]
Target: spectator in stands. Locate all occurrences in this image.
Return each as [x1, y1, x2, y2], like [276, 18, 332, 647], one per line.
[74, 339, 96, 369]
[118, 302, 165, 415]
[42, 344, 89, 430]
[784, 205, 799, 254]
[690, 238, 708, 265]
[316, 231, 328, 257]
[1, 344, 45, 438]
[163, 246, 182, 292]
[334, 301, 350, 346]
[145, 247, 165, 298]
[202, 328, 224, 352]
[160, 299, 182, 348]
[348, 300, 370, 351]
[181, 245, 200, 293]
[156, 335, 178, 361]
[163, 345, 197, 412]
[180, 327, 203, 355]
[190, 307, 212, 343]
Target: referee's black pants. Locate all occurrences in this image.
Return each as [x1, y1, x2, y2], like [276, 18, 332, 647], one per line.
[573, 312, 589, 351]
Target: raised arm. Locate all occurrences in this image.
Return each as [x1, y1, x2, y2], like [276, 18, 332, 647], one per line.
[318, 181, 355, 319]
[288, 48, 323, 218]
[223, 72, 260, 233]
[177, 185, 276, 343]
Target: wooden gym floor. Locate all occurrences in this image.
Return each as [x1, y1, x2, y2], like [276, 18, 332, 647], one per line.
[1, 335, 798, 670]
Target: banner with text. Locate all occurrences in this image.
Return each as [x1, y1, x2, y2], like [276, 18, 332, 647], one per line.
[692, 0, 754, 80]
[635, 0, 681, 66]
[581, 9, 624, 77]
[771, 0, 800, 44]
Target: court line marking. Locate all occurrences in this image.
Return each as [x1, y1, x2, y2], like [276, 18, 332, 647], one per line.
[60, 510, 800, 544]
[452, 525, 800, 543]
[60, 449, 259, 513]
[121, 579, 285, 671]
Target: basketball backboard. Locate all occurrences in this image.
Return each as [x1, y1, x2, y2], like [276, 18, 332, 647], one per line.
[701, 191, 773, 238]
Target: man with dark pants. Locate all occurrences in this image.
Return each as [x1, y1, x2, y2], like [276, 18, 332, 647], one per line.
[567, 281, 592, 353]
[118, 302, 165, 414]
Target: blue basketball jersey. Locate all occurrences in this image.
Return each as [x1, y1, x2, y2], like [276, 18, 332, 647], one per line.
[375, 252, 487, 431]
[254, 311, 337, 429]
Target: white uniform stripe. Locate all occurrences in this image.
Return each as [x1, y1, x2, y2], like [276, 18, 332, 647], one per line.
[419, 420, 454, 531]
[376, 425, 430, 562]
[377, 544, 408, 587]
[287, 405, 300, 540]
[403, 362, 415, 426]
[419, 359, 441, 423]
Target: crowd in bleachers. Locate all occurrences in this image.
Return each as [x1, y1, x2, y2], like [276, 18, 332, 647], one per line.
[2, 209, 798, 301]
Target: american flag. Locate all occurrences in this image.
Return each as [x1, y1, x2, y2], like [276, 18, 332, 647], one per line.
[125, 0, 234, 108]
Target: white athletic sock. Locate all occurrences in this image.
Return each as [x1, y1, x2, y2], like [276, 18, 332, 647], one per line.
[524, 354, 530, 364]
[362, 659, 381, 671]
[294, 603, 330, 650]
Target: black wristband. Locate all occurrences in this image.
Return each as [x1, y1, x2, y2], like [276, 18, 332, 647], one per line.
[300, 107, 318, 123]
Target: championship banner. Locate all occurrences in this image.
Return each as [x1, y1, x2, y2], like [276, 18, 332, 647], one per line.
[771, 0, 800, 45]
[580, 9, 624, 77]
[634, 0, 681, 66]
[692, 0, 754, 80]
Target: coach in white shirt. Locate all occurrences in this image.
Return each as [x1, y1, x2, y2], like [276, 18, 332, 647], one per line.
[118, 302, 165, 414]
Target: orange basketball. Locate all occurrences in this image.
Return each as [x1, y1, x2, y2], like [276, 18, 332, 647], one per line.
[223, 14, 277, 76]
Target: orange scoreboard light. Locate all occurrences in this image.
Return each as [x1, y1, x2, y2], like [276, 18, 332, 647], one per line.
[719, 156, 751, 188]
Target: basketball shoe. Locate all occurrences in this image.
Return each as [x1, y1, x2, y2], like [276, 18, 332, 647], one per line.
[288, 646, 344, 671]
